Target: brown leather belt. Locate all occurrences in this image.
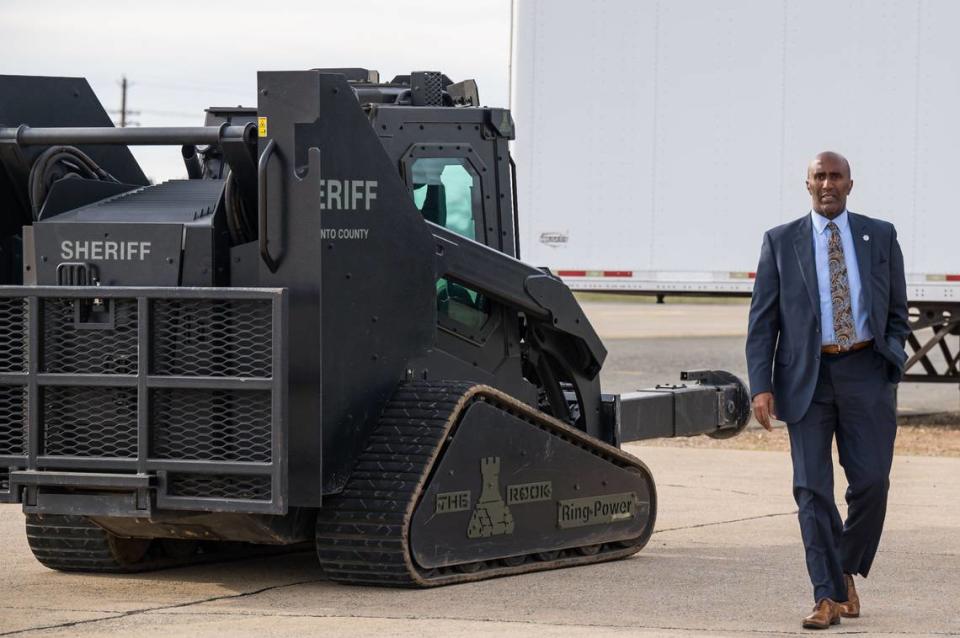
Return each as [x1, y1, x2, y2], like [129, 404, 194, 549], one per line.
[821, 339, 874, 355]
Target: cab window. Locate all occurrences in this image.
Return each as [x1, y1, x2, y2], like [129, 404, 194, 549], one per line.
[411, 157, 488, 330]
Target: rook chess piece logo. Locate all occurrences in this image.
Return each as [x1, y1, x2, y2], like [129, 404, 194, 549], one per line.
[467, 457, 515, 538]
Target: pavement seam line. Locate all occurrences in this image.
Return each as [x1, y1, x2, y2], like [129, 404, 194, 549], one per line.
[1, 607, 128, 614]
[66, 608, 844, 635]
[103, 609, 960, 636]
[653, 510, 798, 534]
[6, 604, 959, 637]
[879, 549, 960, 557]
[0, 579, 324, 637]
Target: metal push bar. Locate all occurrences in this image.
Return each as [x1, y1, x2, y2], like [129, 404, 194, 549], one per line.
[0, 124, 255, 146]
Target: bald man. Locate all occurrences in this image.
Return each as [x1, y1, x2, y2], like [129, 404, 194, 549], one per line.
[746, 152, 909, 629]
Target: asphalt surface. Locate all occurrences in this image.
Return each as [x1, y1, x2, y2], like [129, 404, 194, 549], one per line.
[587, 301, 959, 417]
[0, 302, 957, 637]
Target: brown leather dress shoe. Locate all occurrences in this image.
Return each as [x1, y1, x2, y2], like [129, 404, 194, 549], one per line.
[839, 573, 860, 618]
[802, 598, 842, 629]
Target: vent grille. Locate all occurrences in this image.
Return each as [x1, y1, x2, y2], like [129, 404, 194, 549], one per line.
[412, 71, 444, 106]
[0, 298, 27, 373]
[43, 386, 137, 458]
[423, 72, 443, 105]
[167, 474, 272, 501]
[42, 299, 138, 374]
[151, 299, 272, 377]
[151, 388, 271, 462]
[0, 386, 26, 456]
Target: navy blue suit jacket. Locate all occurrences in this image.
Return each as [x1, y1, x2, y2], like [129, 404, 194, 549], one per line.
[745, 212, 910, 424]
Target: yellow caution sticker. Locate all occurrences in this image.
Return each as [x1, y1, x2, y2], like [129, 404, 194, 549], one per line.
[258, 117, 268, 138]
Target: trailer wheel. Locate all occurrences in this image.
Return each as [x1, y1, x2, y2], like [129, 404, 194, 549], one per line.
[25, 514, 153, 572]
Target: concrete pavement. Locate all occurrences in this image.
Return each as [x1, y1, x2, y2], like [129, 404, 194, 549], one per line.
[1, 446, 957, 637]
[574, 300, 751, 339]
[1, 302, 957, 637]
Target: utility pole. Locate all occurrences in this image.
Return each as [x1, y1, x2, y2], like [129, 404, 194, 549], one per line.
[110, 76, 139, 127]
[119, 75, 128, 127]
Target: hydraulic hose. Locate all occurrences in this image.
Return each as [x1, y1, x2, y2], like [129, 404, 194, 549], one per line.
[224, 170, 256, 245]
[27, 146, 118, 220]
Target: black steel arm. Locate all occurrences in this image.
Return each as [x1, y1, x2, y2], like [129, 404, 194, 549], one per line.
[429, 222, 606, 374]
[430, 222, 610, 439]
[609, 370, 752, 445]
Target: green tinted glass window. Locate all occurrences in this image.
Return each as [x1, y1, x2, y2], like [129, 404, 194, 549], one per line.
[412, 159, 478, 239]
[411, 157, 488, 331]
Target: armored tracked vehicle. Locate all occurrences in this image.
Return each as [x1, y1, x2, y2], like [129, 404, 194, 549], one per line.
[0, 69, 749, 585]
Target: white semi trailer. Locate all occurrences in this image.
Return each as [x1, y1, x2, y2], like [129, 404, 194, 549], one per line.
[510, 0, 960, 384]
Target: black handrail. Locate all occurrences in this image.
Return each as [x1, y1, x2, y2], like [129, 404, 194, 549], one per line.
[257, 139, 280, 273]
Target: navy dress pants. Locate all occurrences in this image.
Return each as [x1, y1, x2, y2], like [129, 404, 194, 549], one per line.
[786, 347, 897, 603]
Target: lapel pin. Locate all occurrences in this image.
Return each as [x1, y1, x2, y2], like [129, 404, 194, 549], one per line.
[863, 234, 870, 241]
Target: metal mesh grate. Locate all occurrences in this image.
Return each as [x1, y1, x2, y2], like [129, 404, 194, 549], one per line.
[0, 298, 27, 373]
[43, 386, 137, 458]
[412, 71, 444, 106]
[42, 299, 138, 374]
[151, 299, 272, 377]
[151, 388, 271, 462]
[0, 386, 26, 456]
[423, 72, 443, 105]
[167, 473, 272, 500]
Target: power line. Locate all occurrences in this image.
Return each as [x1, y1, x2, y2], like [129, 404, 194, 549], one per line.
[134, 73, 249, 92]
[135, 79, 251, 95]
[138, 108, 204, 118]
[105, 75, 252, 126]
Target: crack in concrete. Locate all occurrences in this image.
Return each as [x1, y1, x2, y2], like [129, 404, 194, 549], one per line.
[85, 608, 960, 637]
[2, 515, 955, 636]
[3, 579, 957, 637]
[654, 510, 798, 534]
[0, 579, 324, 637]
[1, 607, 127, 614]
[879, 549, 960, 558]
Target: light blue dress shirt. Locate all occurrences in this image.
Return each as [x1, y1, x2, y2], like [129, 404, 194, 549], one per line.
[811, 210, 872, 346]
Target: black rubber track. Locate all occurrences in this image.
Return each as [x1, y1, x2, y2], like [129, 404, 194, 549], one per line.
[26, 514, 159, 573]
[314, 381, 657, 587]
[25, 514, 306, 573]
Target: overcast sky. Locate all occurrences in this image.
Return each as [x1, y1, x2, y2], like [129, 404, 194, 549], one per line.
[2, 0, 513, 181]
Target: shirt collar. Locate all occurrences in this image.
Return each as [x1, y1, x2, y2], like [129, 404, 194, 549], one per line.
[810, 209, 849, 235]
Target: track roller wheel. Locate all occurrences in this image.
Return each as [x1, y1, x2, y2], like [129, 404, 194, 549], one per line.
[457, 561, 484, 573]
[501, 555, 526, 567]
[535, 551, 560, 561]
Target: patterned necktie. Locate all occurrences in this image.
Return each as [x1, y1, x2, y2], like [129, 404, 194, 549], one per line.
[827, 221, 856, 349]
